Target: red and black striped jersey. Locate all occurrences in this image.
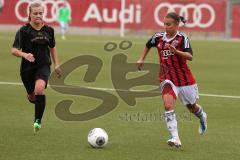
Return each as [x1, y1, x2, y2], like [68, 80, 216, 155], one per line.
[146, 31, 196, 86]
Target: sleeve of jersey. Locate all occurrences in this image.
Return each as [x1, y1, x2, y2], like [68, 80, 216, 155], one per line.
[146, 33, 161, 49]
[181, 36, 193, 55]
[49, 28, 56, 48]
[12, 29, 22, 49]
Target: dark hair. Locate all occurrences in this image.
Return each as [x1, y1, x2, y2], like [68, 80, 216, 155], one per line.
[165, 12, 187, 25]
[28, 2, 43, 22]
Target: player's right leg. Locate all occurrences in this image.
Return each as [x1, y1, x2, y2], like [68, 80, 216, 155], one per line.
[27, 92, 35, 104]
[161, 83, 181, 148]
[21, 71, 41, 133]
[21, 71, 35, 104]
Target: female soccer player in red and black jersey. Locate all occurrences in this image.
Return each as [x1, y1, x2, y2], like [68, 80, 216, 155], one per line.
[11, 2, 62, 133]
[137, 12, 207, 148]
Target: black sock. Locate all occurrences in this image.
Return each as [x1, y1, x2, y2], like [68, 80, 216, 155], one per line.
[34, 95, 46, 123]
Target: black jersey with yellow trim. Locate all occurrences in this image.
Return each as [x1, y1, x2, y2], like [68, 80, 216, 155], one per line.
[13, 23, 55, 73]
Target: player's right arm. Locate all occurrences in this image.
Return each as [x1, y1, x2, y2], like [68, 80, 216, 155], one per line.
[137, 32, 161, 70]
[11, 29, 35, 62]
[11, 48, 35, 62]
[137, 47, 150, 71]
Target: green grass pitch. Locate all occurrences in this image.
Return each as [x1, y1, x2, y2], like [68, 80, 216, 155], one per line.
[0, 32, 240, 160]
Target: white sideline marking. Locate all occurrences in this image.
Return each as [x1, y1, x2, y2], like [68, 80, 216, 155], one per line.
[0, 81, 240, 99]
[0, 36, 144, 45]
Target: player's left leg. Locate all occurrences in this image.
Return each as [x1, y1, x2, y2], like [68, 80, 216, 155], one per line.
[178, 84, 207, 135]
[33, 79, 46, 133]
[33, 65, 50, 134]
[186, 103, 207, 135]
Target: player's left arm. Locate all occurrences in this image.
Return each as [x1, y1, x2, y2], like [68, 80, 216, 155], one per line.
[49, 28, 62, 78]
[50, 47, 62, 78]
[168, 45, 193, 61]
[50, 47, 60, 67]
[168, 36, 193, 61]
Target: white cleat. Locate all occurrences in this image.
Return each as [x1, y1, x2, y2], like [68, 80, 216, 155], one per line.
[199, 112, 207, 135]
[167, 138, 182, 148]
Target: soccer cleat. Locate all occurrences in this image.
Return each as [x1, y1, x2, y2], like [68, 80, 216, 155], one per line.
[167, 137, 182, 148]
[199, 112, 207, 135]
[33, 119, 41, 134]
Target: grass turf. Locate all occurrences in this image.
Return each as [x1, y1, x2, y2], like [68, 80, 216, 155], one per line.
[0, 32, 240, 160]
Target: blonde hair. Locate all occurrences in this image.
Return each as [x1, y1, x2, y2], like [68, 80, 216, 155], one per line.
[28, 2, 44, 22]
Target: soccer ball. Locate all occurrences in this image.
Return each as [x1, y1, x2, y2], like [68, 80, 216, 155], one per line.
[88, 128, 108, 148]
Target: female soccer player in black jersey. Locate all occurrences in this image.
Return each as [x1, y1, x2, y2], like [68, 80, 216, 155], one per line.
[11, 2, 62, 133]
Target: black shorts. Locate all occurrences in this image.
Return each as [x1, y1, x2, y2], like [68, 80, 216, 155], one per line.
[21, 65, 50, 94]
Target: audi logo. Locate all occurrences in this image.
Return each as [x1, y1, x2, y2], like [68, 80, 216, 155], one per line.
[154, 3, 216, 28]
[15, 0, 71, 23]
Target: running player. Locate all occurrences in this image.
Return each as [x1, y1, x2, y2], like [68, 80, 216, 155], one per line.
[11, 2, 62, 133]
[58, 1, 71, 40]
[137, 12, 207, 148]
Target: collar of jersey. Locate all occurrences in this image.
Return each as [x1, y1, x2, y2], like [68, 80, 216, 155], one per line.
[163, 31, 179, 42]
[29, 23, 45, 31]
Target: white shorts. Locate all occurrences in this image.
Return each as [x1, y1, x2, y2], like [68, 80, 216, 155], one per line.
[160, 80, 199, 105]
[59, 21, 68, 30]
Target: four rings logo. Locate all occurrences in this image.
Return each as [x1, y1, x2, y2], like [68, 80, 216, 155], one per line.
[15, 0, 71, 23]
[154, 3, 216, 28]
[14, 0, 216, 29]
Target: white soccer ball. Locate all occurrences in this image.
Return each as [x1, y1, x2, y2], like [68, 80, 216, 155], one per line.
[88, 128, 108, 148]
